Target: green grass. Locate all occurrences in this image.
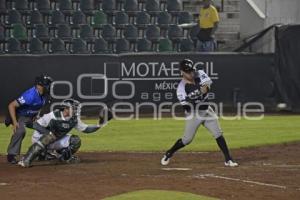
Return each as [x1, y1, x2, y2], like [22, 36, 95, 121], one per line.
[103, 190, 217, 200]
[1, 115, 300, 154]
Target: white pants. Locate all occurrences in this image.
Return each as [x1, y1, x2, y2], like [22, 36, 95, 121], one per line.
[32, 131, 71, 150]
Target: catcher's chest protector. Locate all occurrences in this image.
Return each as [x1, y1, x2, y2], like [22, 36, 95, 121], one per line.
[48, 111, 78, 137]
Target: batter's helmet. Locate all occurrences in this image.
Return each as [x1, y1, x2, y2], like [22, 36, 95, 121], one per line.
[180, 59, 195, 72]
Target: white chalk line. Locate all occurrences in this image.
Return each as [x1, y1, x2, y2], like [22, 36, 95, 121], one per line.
[0, 182, 9, 186]
[262, 163, 300, 168]
[162, 168, 192, 171]
[193, 174, 287, 190]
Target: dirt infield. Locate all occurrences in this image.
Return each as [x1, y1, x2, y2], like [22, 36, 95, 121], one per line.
[1, 142, 300, 200]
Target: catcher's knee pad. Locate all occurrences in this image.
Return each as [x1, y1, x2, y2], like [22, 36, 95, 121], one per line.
[39, 132, 57, 146]
[69, 135, 81, 154]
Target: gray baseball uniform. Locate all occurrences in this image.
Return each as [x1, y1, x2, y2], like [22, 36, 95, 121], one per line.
[176, 69, 222, 145]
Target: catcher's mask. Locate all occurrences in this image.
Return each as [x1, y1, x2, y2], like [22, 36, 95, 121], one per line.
[35, 74, 53, 94]
[60, 99, 81, 118]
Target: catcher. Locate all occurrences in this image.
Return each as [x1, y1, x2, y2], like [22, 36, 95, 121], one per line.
[18, 99, 113, 168]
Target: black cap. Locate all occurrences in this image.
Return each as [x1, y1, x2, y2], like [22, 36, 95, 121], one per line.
[180, 59, 194, 72]
[35, 74, 53, 94]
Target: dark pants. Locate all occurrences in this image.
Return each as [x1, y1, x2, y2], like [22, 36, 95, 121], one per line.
[7, 116, 33, 156]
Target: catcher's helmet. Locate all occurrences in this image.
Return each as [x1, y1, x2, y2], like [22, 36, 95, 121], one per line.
[60, 99, 81, 117]
[35, 74, 53, 93]
[180, 59, 195, 72]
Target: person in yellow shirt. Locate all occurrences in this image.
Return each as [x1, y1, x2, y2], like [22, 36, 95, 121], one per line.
[197, 0, 219, 52]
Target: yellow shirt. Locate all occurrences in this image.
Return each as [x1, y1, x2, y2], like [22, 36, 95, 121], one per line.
[199, 5, 219, 29]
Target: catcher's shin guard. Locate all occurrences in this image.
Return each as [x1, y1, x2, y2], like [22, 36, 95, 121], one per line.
[20, 132, 57, 167]
[21, 142, 45, 167]
[69, 135, 81, 154]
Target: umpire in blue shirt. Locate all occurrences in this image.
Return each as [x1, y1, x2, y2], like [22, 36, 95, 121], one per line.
[6, 75, 53, 164]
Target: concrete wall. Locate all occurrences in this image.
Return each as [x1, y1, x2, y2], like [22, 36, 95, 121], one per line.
[240, 0, 300, 52]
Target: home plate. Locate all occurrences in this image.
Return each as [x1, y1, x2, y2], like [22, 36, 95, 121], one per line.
[0, 183, 9, 186]
[162, 168, 192, 171]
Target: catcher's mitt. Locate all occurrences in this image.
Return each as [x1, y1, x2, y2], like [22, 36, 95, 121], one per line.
[99, 107, 113, 125]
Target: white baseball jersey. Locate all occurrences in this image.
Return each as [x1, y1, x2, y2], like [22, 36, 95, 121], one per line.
[177, 70, 212, 111]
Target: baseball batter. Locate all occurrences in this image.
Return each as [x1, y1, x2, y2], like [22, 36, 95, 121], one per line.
[18, 99, 113, 167]
[161, 59, 238, 167]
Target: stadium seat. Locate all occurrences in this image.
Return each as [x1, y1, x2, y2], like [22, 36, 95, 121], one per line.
[34, 24, 51, 42]
[12, 23, 27, 42]
[6, 10, 22, 25]
[124, 24, 138, 50]
[116, 0, 125, 10]
[157, 11, 171, 37]
[79, 24, 95, 42]
[92, 10, 107, 37]
[168, 24, 183, 51]
[37, 0, 51, 17]
[178, 11, 193, 24]
[79, 0, 94, 24]
[166, 0, 182, 23]
[6, 37, 26, 54]
[135, 11, 150, 37]
[57, 24, 72, 41]
[71, 0, 80, 10]
[0, 23, 5, 53]
[29, 37, 48, 54]
[115, 38, 130, 53]
[15, 0, 31, 15]
[49, 10, 66, 26]
[145, 0, 160, 24]
[137, 38, 151, 52]
[71, 10, 87, 26]
[114, 11, 129, 36]
[50, 38, 68, 54]
[58, 0, 73, 21]
[102, 24, 116, 42]
[71, 10, 87, 36]
[178, 11, 193, 37]
[94, 0, 103, 10]
[93, 37, 109, 54]
[102, 0, 115, 23]
[80, 0, 95, 15]
[27, 10, 43, 27]
[158, 38, 172, 52]
[137, 0, 146, 10]
[0, 23, 5, 41]
[0, 0, 7, 15]
[124, 0, 138, 23]
[180, 38, 194, 52]
[92, 10, 107, 28]
[102, 24, 116, 51]
[146, 25, 160, 42]
[159, 0, 167, 11]
[71, 38, 89, 54]
[145, 25, 160, 51]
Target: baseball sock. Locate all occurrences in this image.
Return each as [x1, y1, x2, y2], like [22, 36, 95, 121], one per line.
[216, 136, 232, 162]
[166, 139, 185, 158]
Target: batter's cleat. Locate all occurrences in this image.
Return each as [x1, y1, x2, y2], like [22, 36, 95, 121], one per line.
[161, 155, 170, 166]
[225, 160, 239, 167]
[7, 154, 17, 164]
[17, 160, 31, 168]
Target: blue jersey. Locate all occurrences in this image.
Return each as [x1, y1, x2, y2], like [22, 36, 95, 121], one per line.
[16, 87, 46, 117]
